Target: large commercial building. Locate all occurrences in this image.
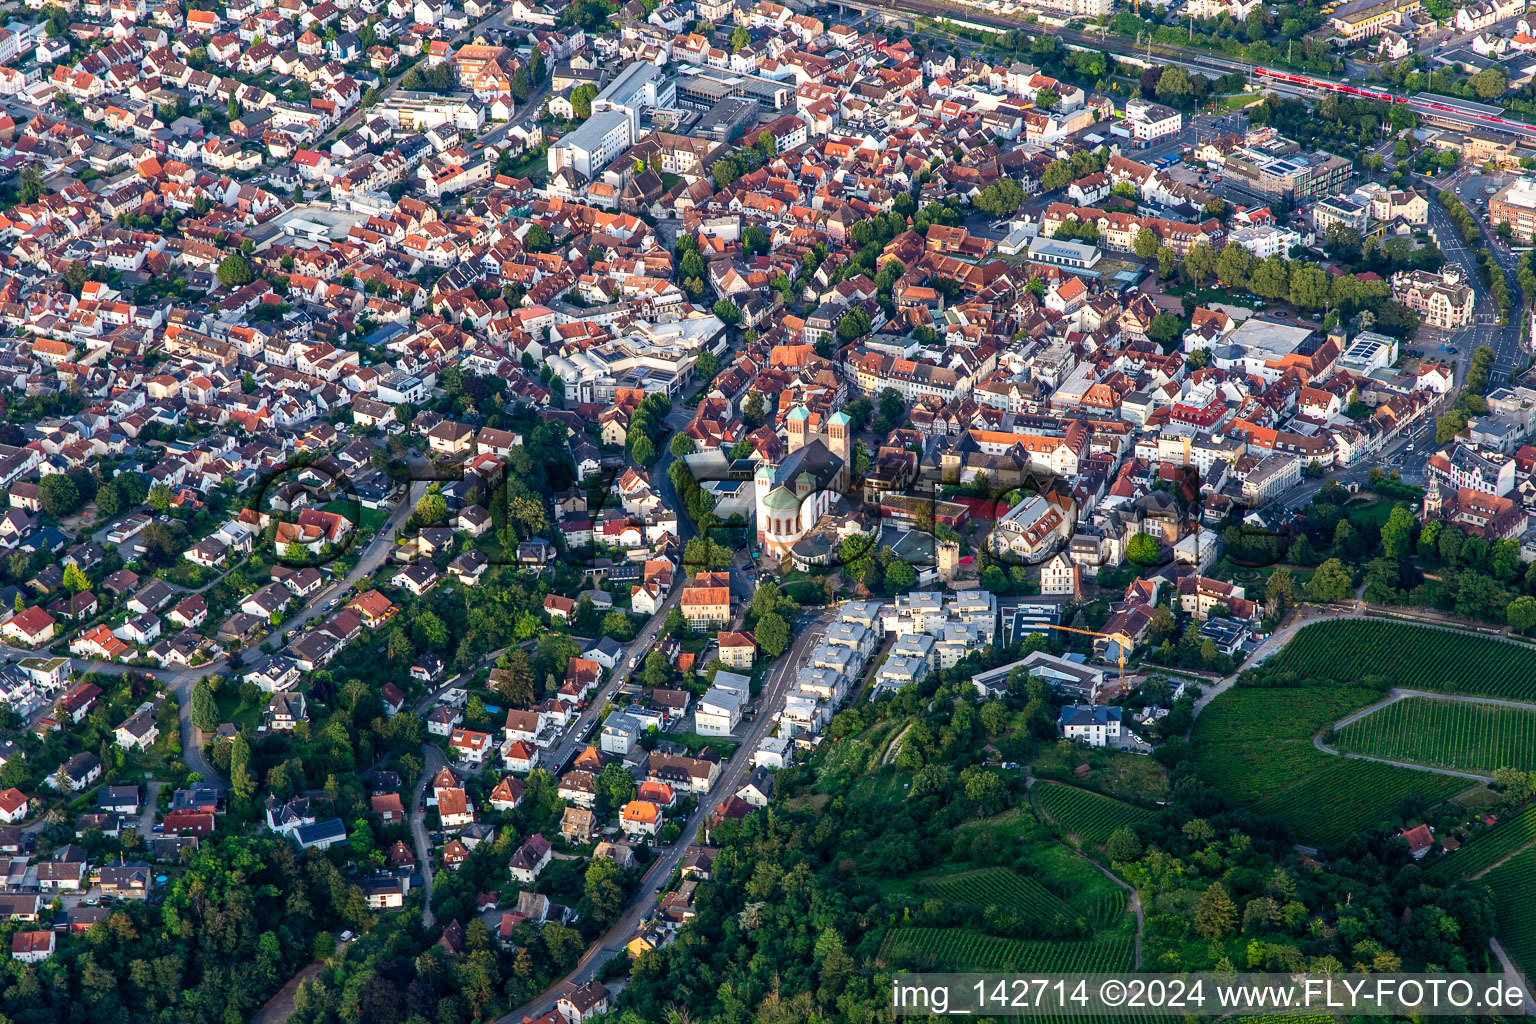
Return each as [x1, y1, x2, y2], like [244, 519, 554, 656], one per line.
[1120, 99, 1182, 146]
[592, 61, 676, 136]
[1327, 0, 1422, 41]
[547, 108, 634, 180]
[1490, 177, 1536, 241]
[1213, 130, 1352, 202]
[1391, 268, 1475, 329]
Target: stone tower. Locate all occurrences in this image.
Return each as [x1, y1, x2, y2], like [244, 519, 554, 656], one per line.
[754, 462, 776, 545]
[938, 540, 960, 583]
[787, 405, 809, 453]
[828, 409, 852, 467]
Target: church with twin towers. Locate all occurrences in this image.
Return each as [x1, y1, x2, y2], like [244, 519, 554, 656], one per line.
[753, 405, 853, 558]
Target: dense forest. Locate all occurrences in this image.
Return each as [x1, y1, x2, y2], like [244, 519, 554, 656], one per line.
[0, 837, 354, 1024]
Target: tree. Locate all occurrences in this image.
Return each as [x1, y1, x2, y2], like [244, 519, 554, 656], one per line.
[524, 223, 553, 252]
[1265, 566, 1295, 619]
[1106, 827, 1141, 862]
[756, 611, 790, 657]
[1469, 66, 1509, 101]
[94, 481, 120, 518]
[493, 650, 536, 705]
[230, 732, 256, 799]
[729, 24, 751, 50]
[570, 83, 599, 119]
[1217, 242, 1252, 289]
[1126, 532, 1160, 566]
[1184, 241, 1216, 287]
[1380, 505, 1416, 560]
[1147, 312, 1184, 350]
[217, 254, 253, 289]
[147, 482, 172, 512]
[1305, 558, 1353, 603]
[1195, 881, 1238, 939]
[885, 559, 917, 593]
[190, 680, 219, 733]
[1509, 595, 1536, 633]
[511, 64, 530, 101]
[18, 165, 43, 205]
[713, 299, 742, 326]
[414, 489, 448, 525]
[632, 434, 656, 465]
[62, 563, 89, 592]
[642, 649, 670, 689]
[1133, 227, 1160, 260]
[669, 434, 696, 458]
[38, 473, 79, 519]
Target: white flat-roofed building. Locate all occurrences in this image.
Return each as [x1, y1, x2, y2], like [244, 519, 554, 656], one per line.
[1121, 98, 1181, 145]
[873, 655, 930, 695]
[1338, 330, 1399, 375]
[935, 622, 989, 669]
[1027, 237, 1101, 269]
[1230, 224, 1301, 260]
[881, 592, 947, 636]
[889, 632, 937, 668]
[946, 591, 998, 641]
[838, 600, 885, 635]
[781, 691, 830, 733]
[796, 665, 847, 703]
[822, 620, 875, 660]
[1241, 453, 1302, 503]
[547, 108, 634, 180]
[696, 683, 746, 736]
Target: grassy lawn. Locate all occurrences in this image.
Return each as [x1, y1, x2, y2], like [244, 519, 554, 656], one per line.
[162, 560, 215, 588]
[1209, 558, 1315, 589]
[1217, 93, 1260, 109]
[1343, 498, 1394, 530]
[502, 147, 548, 183]
[323, 500, 389, 534]
[214, 689, 263, 732]
[660, 172, 684, 191]
[668, 731, 738, 759]
[1031, 746, 1170, 803]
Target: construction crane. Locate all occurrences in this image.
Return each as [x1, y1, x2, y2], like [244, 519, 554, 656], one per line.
[1044, 624, 1134, 682]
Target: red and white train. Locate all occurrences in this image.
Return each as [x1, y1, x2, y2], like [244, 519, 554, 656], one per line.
[1251, 66, 1536, 140]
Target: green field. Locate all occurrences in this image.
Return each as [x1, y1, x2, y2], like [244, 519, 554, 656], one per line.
[1483, 846, 1536, 979]
[1335, 697, 1536, 776]
[879, 928, 1134, 972]
[1265, 620, 1536, 701]
[1192, 687, 1466, 844]
[1033, 783, 1154, 845]
[1426, 805, 1536, 882]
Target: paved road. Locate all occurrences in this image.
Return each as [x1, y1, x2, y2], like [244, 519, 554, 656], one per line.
[1190, 605, 1536, 728]
[409, 743, 448, 930]
[492, 603, 836, 1024]
[1312, 732, 1494, 783]
[1306, 685, 1536, 784]
[1, 482, 422, 791]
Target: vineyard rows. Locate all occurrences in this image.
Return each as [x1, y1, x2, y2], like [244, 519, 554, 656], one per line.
[1266, 620, 1536, 701]
[1426, 806, 1536, 882]
[880, 928, 1134, 973]
[919, 868, 1076, 923]
[1033, 782, 1154, 845]
[1335, 698, 1536, 776]
[1483, 847, 1536, 980]
[1193, 688, 1465, 844]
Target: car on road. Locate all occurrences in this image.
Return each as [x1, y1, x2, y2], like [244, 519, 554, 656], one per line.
[655, 884, 664, 893]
